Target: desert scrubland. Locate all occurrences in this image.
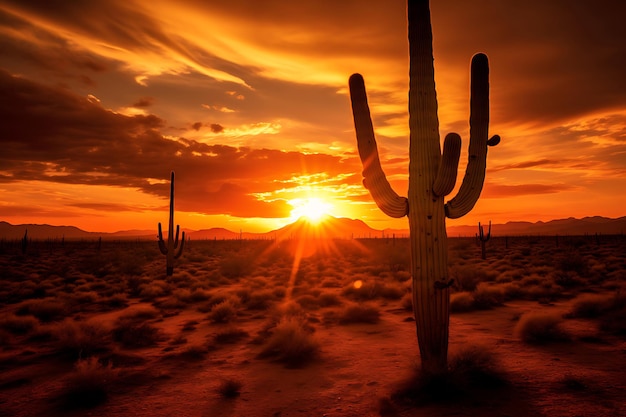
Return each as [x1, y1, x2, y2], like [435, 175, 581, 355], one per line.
[0, 234, 625, 417]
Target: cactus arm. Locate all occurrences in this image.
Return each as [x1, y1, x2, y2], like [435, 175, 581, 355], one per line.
[349, 73, 409, 218]
[174, 225, 180, 248]
[174, 231, 185, 259]
[157, 222, 168, 254]
[445, 53, 499, 219]
[433, 133, 461, 197]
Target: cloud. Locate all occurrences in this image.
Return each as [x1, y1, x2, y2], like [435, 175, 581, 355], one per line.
[0, 70, 360, 218]
[481, 183, 577, 198]
[210, 123, 224, 133]
[132, 97, 155, 108]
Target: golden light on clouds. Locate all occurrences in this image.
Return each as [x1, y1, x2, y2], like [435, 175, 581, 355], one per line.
[0, 0, 625, 232]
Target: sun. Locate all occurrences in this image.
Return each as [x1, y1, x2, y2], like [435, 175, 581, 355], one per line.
[289, 198, 333, 224]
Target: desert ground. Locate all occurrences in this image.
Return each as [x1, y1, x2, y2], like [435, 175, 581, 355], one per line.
[1, 233, 625, 417]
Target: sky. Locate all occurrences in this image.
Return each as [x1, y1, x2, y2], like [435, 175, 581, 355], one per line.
[1, 0, 625, 233]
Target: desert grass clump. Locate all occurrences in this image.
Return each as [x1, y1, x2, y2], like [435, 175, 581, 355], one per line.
[392, 344, 507, 405]
[471, 283, 505, 309]
[450, 292, 475, 313]
[0, 314, 39, 335]
[17, 298, 66, 322]
[113, 319, 163, 348]
[209, 300, 238, 323]
[317, 291, 342, 307]
[61, 357, 118, 409]
[217, 378, 243, 398]
[338, 302, 381, 324]
[514, 312, 570, 344]
[257, 316, 320, 368]
[52, 319, 111, 358]
[213, 326, 249, 344]
[567, 293, 615, 318]
[219, 255, 254, 279]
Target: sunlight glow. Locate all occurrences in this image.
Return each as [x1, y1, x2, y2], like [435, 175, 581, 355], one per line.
[289, 197, 333, 223]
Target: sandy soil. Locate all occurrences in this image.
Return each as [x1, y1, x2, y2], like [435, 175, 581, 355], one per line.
[1, 236, 625, 417]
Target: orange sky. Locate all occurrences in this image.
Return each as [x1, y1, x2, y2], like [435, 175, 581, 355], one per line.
[0, 0, 625, 233]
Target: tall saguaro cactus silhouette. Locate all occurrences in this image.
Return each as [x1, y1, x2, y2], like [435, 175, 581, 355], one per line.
[158, 172, 185, 276]
[349, 0, 500, 374]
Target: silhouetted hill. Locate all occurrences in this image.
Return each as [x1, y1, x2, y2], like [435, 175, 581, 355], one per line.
[447, 216, 626, 236]
[273, 215, 377, 240]
[0, 221, 97, 240]
[1, 215, 624, 240]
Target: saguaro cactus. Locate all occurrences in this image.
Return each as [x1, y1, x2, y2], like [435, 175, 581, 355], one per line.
[349, 0, 500, 374]
[158, 171, 185, 276]
[478, 221, 492, 260]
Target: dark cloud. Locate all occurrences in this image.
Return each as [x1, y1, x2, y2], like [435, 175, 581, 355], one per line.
[133, 97, 155, 108]
[191, 122, 202, 131]
[481, 183, 576, 198]
[210, 123, 224, 133]
[0, 70, 359, 218]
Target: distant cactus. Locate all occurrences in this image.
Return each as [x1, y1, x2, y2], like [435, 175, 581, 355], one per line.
[158, 172, 185, 276]
[21, 229, 28, 254]
[478, 221, 492, 260]
[349, 0, 499, 374]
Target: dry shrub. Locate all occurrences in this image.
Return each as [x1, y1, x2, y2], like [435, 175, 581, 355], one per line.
[53, 319, 111, 357]
[245, 289, 277, 310]
[392, 344, 507, 405]
[213, 326, 249, 344]
[220, 255, 253, 278]
[318, 292, 342, 307]
[342, 280, 403, 301]
[450, 292, 474, 313]
[450, 266, 496, 292]
[471, 283, 505, 309]
[120, 305, 160, 321]
[514, 312, 570, 344]
[17, 298, 66, 322]
[138, 280, 169, 300]
[113, 319, 163, 348]
[0, 314, 39, 335]
[401, 293, 413, 312]
[217, 378, 243, 398]
[338, 303, 380, 324]
[567, 293, 614, 318]
[197, 293, 240, 313]
[296, 294, 320, 310]
[257, 316, 320, 367]
[61, 357, 118, 409]
[209, 300, 238, 323]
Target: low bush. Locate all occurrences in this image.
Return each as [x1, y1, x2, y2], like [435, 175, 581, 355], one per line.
[392, 344, 507, 404]
[17, 298, 66, 322]
[257, 317, 320, 367]
[514, 312, 570, 344]
[217, 378, 243, 398]
[567, 293, 615, 318]
[338, 303, 380, 324]
[53, 319, 111, 357]
[450, 292, 474, 313]
[113, 320, 163, 348]
[61, 357, 118, 409]
[213, 326, 249, 344]
[0, 314, 39, 335]
[209, 300, 238, 323]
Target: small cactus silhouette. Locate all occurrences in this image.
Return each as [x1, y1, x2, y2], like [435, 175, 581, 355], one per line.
[158, 172, 185, 276]
[478, 221, 492, 260]
[21, 229, 28, 254]
[349, 0, 500, 374]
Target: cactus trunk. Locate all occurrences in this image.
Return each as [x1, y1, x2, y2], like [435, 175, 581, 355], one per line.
[407, 0, 449, 375]
[158, 172, 185, 276]
[349, 0, 499, 375]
